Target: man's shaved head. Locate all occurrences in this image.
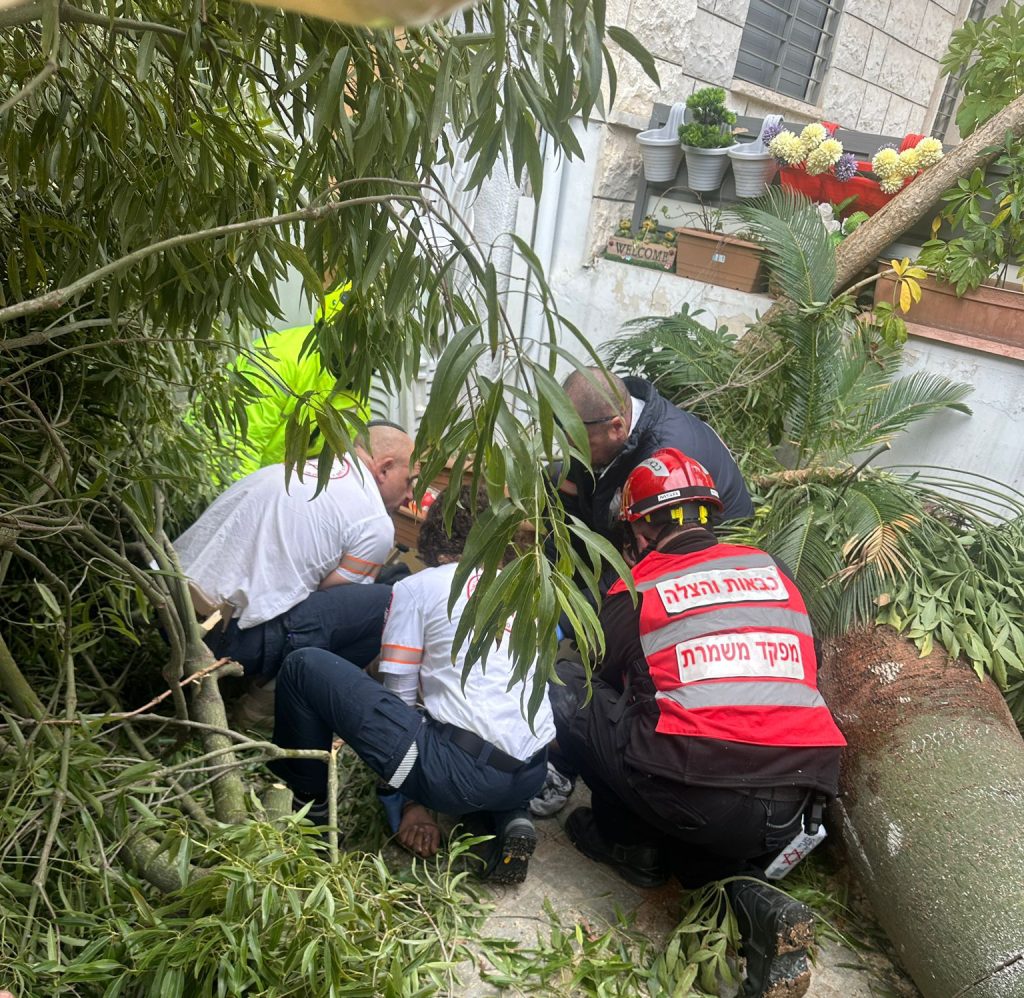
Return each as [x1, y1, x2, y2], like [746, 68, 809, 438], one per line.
[360, 424, 416, 513]
[561, 367, 633, 469]
[562, 367, 630, 423]
[367, 423, 414, 462]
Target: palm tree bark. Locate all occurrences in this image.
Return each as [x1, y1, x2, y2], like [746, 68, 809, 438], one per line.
[834, 91, 1024, 290]
[820, 627, 1024, 998]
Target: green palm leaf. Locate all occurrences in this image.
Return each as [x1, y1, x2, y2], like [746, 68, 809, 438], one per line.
[729, 188, 836, 305]
[851, 372, 973, 452]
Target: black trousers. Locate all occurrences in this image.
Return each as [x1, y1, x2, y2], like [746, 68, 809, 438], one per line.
[270, 648, 547, 814]
[204, 583, 393, 678]
[552, 660, 807, 888]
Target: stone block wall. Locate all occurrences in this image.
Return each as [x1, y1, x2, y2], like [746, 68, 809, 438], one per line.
[585, 0, 972, 262]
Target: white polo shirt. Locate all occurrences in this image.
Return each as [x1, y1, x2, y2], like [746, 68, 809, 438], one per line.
[174, 457, 393, 628]
[378, 562, 556, 762]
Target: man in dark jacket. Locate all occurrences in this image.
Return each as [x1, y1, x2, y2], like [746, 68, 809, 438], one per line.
[554, 448, 845, 998]
[560, 367, 753, 536]
[529, 368, 756, 819]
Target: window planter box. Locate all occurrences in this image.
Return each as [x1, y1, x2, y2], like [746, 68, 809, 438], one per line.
[874, 271, 1024, 353]
[674, 227, 763, 292]
[605, 235, 677, 271]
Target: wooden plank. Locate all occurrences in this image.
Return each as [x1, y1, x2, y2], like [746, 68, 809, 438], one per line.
[905, 321, 1024, 363]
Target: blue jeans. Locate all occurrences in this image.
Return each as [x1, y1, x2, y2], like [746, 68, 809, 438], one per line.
[204, 583, 393, 678]
[269, 648, 547, 814]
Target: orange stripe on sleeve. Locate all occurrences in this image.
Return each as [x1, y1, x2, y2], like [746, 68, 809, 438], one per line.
[338, 553, 382, 577]
[380, 643, 423, 665]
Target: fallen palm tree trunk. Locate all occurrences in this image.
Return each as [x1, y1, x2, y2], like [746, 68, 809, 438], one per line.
[820, 626, 1024, 998]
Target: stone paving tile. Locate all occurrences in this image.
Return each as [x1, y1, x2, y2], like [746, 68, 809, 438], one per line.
[452, 786, 920, 997]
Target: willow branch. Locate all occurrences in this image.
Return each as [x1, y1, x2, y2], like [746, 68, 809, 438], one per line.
[0, 193, 424, 324]
[0, 317, 113, 353]
[81, 653, 215, 829]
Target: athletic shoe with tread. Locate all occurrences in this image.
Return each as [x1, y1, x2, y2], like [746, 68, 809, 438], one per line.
[728, 878, 814, 998]
[564, 807, 669, 888]
[486, 811, 537, 885]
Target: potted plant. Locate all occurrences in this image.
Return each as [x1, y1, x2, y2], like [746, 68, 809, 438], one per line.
[876, 135, 1024, 347]
[677, 87, 737, 192]
[770, 123, 943, 217]
[673, 201, 763, 292]
[605, 216, 678, 270]
[636, 102, 686, 183]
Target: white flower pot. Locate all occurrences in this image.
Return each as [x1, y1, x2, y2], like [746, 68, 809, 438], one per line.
[727, 146, 778, 198]
[637, 129, 684, 182]
[682, 144, 735, 192]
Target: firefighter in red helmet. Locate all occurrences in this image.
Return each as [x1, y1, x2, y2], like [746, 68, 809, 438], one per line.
[554, 448, 846, 998]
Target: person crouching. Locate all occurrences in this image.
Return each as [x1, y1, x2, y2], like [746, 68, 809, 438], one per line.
[268, 485, 553, 884]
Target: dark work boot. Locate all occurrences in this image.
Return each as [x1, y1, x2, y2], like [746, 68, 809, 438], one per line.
[486, 809, 538, 885]
[728, 879, 814, 998]
[564, 807, 669, 888]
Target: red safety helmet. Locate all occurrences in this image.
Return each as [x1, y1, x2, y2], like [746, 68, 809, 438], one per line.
[620, 448, 722, 522]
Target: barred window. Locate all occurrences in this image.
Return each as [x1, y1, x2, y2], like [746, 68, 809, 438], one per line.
[930, 0, 986, 140]
[733, 0, 843, 105]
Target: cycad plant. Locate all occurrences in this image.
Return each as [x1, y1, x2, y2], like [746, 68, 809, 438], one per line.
[608, 190, 1024, 724]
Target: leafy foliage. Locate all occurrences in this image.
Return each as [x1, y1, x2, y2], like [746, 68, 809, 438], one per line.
[941, 0, 1024, 137]
[917, 138, 1024, 293]
[604, 304, 784, 476]
[0, 0, 658, 981]
[678, 87, 736, 149]
[478, 885, 740, 997]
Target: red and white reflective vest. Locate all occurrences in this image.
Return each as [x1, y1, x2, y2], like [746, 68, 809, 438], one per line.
[608, 543, 846, 750]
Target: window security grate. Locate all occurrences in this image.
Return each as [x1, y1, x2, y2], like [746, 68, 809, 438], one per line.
[733, 0, 843, 105]
[930, 0, 987, 140]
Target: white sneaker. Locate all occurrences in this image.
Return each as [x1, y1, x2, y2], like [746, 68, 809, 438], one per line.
[528, 763, 574, 817]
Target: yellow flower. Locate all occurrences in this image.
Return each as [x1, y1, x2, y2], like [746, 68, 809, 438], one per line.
[806, 143, 841, 175]
[769, 131, 805, 165]
[879, 175, 904, 195]
[872, 147, 900, 179]
[897, 148, 921, 179]
[914, 137, 944, 169]
[799, 123, 827, 154]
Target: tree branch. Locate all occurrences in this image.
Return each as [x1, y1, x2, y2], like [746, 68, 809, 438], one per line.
[0, 193, 424, 325]
[835, 90, 1024, 290]
[0, 317, 113, 353]
[0, 0, 60, 116]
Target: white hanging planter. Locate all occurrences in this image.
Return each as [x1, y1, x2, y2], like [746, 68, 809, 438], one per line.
[728, 146, 778, 198]
[636, 102, 686, 183]
[637, 131, 684, 182]
[682, 144, 735, 192]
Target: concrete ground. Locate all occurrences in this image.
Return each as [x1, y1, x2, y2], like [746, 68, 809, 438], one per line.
[454, 785, 920, 998]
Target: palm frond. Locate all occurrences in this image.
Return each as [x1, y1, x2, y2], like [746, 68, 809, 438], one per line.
[729, 188, 836, 304]
[756, 484, 843, 633]
[892, 466, 1024, 522]
[605, 307, 784, 474]
[850, 372, 973, 453]
[835, 478, 923, 585]
[608, 307, 741, 411]
[774, 309, 843, 466]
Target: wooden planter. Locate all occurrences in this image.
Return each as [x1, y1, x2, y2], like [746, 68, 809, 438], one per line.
[874, 271, 1024, 351]
[674, 227, 763, 292]
[605, 235, 677, 271]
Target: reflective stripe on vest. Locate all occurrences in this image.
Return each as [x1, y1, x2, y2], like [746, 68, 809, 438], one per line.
[635, 552, 777, 593]
[656, 681, 827, 710]
[641, 606, 815, 661]
[628, 543, 846, 748]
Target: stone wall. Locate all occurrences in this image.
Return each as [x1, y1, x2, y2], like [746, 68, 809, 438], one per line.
[586, 0, 974, 261]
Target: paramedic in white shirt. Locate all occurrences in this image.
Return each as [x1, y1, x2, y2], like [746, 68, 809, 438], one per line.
[269, 486, 555, 885]
[173, 422, 415, 676]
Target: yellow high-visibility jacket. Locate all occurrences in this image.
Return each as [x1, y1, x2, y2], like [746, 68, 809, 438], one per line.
[229, 287, 369, 478]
